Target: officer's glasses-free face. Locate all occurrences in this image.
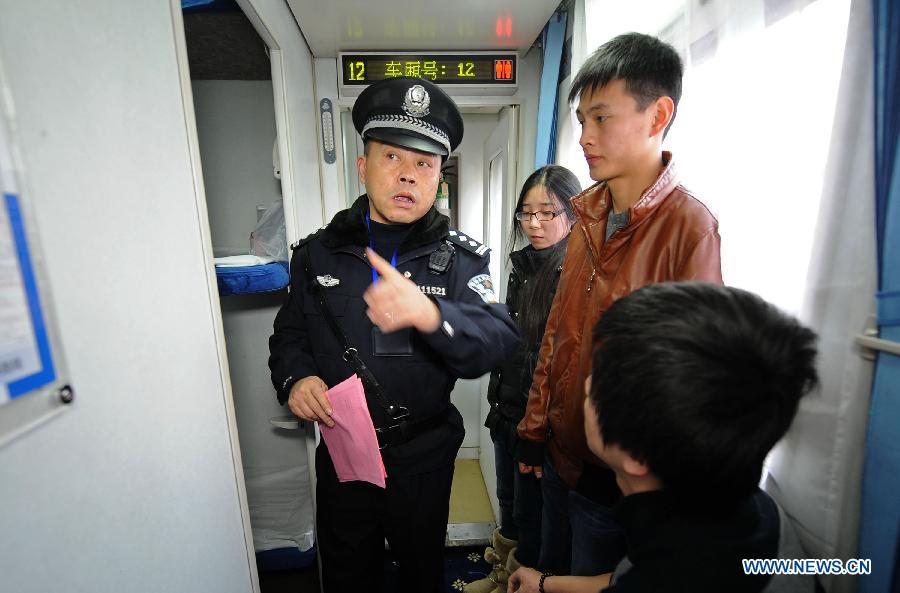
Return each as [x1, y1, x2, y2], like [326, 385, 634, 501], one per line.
[515, 209, 566, 223]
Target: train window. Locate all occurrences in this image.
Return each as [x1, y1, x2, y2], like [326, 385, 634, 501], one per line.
[561, 0, 852, 315]
[668, 0, 852, 314]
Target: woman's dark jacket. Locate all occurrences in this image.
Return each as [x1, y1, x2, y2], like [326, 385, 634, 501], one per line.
[484, 239, 566, 455]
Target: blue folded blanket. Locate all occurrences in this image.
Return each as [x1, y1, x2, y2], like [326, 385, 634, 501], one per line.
[216, 262, 289, 296]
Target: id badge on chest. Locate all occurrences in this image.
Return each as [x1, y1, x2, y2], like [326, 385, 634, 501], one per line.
[372, 326, 413, 356]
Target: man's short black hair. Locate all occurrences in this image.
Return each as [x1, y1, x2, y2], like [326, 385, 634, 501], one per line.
[569, 33, 683, 131]
[588, 282, 818, 508]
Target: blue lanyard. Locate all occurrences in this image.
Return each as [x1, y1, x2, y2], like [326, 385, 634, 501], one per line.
[365, 211, 398, 284]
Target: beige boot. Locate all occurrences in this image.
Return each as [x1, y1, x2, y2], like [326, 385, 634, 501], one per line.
[484, 547, 525, 593]
[505, 546, 522, 575]
[463, 528, 517, 593]
[490, 547, 528, 593]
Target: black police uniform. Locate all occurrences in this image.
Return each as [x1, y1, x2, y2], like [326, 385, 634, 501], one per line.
[269, 197, 519, 592]
[268, 77, 520, 593]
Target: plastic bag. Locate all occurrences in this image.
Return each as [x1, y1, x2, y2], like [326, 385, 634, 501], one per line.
[250, 200, 288, 262]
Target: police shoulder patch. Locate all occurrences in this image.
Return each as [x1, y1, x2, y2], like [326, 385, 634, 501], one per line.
[467, 273, 498, 304]
[447, 229, 490, 258]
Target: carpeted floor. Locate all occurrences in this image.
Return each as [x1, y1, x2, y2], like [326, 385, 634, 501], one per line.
[259, 545, 493, 593]
[443, 545, 494, 592]
[385, 545, 493, 592]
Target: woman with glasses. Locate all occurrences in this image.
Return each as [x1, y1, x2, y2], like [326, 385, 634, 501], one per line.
[465, 165, 580, 593]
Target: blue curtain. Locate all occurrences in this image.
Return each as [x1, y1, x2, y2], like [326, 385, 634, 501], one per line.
[534, 12, 567, 170]
[894, 539, 900, 593]
[859, 1, 900, 592]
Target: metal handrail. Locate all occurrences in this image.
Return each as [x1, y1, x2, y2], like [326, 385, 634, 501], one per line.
[856, 316, 900, 358]
[856, 334, 900, 356]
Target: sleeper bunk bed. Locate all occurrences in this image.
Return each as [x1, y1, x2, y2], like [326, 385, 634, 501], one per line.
[214, 254, 316, 572]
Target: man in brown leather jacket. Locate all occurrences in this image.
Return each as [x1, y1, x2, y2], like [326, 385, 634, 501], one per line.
[516, 32, 723, 578]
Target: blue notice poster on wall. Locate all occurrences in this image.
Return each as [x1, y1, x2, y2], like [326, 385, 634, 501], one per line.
[0, 57, 67, 448]
[0, 192, 55, 406]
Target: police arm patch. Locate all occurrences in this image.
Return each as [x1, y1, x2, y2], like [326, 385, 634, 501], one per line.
[467, 274, 498, 304]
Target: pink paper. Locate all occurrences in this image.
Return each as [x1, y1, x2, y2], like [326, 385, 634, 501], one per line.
[319, 374, 387, 488]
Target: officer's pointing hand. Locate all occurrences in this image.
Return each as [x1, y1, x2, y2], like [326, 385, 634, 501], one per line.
[364, 248, 441, 334]
[288, 375, 334, 428]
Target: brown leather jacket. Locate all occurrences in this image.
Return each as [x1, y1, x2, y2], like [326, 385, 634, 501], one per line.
[517, 153, 723, 491]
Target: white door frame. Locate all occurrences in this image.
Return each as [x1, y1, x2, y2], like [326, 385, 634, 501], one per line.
[170, 1, 325, 590]
[479, 105, 519, 523]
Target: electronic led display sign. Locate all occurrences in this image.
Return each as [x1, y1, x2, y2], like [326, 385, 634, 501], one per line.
[341, 53, 517, 86]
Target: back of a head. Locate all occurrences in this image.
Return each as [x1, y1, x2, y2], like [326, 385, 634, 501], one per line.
[589, 282, 819, 509]
[569, 32, 683, 133]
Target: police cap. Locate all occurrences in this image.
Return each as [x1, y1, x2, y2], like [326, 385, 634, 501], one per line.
[352, 77, 464, 157]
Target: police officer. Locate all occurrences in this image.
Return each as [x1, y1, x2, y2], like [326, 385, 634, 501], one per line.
[269, 77, 520, 593]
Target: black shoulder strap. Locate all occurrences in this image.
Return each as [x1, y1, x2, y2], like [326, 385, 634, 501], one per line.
[297, 243, 408, 423]
[291, 228, 323, 251]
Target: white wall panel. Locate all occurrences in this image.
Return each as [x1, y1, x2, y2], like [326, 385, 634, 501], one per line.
[238, 0, 324, 240]
[0, 2, 256, 592]
[193, 80, 282, 254]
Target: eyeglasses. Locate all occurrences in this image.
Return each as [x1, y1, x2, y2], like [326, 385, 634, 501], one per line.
[515, 209, 566, 223]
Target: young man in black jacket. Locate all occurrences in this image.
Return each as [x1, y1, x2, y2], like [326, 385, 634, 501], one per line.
[509, 282, 818, 593]
[269, 77, 520, 593]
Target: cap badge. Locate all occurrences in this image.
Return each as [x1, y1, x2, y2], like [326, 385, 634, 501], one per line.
[402, 84, 431, 118]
